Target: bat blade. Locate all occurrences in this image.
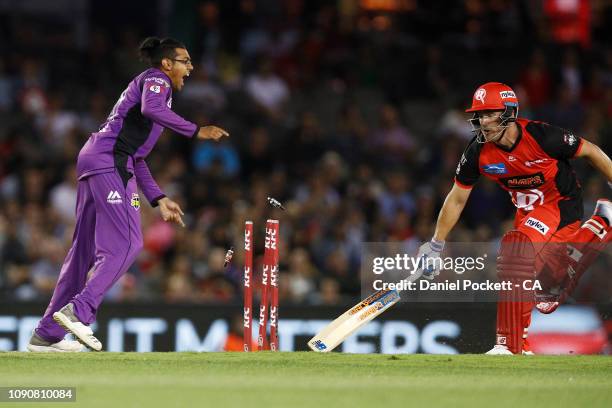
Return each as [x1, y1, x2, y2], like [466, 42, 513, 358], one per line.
[308, 289, 401, 352]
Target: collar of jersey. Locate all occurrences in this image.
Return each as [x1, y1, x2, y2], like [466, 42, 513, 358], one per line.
[151, 68, 173, 87]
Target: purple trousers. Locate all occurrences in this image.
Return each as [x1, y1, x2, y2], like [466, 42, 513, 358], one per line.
[36, 170, 143, 342]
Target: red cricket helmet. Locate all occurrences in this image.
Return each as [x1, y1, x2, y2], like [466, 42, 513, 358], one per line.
[466, 82, 519, 143]
[465, 82, 519, 113]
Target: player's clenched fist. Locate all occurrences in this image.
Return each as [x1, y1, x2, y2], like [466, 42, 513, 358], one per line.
[416, 239, 445, 280]
[198, 125, 229, 141]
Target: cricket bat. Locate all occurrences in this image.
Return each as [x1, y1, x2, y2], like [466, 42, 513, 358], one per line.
[309, 250, 428, 352]
[307, 289, 401, 352]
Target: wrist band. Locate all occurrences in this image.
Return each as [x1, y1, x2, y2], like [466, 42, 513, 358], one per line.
[430, 238, 445, 252]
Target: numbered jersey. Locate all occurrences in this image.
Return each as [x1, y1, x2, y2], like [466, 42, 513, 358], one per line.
[455, 118, 584, 228]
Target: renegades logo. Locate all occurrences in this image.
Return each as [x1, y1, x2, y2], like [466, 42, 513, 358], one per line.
[500, 172, 545, 190]
[474, 88, 486, 103]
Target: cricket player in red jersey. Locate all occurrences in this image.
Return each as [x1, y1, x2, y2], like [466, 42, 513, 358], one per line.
[416, 82, 612, 355]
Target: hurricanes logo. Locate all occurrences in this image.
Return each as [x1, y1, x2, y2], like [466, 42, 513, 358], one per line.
[130, 193, 140, 210]
[475, 88, 486, 104]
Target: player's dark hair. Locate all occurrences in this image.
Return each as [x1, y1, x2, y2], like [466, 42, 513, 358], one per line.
[139, 37, 186, 68]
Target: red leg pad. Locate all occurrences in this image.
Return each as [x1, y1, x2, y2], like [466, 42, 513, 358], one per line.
[496, 230, 536, 354]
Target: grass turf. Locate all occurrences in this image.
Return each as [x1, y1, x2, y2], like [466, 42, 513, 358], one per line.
[0, 352, 611, 408]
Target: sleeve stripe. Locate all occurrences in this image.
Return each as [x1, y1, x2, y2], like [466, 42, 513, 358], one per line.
[151, 194, 166, 208]
[454, 178, 474, 190]
[573, 138, 585, 158]
[191, 126, 200, 138]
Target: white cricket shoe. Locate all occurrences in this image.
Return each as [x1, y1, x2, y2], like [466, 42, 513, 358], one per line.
[485, 345, 514, 355]
[535, 299, 559, 314]
[27, 331, 83, 352]
[53, 303, 102, 351]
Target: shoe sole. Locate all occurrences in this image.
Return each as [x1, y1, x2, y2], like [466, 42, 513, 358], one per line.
[26, 344, 81, 353]
[535, 301, 559, 314]
[53, 312, 102, 351]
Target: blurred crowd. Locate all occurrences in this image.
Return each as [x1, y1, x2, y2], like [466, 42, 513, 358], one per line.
[0, 0, 611, 305]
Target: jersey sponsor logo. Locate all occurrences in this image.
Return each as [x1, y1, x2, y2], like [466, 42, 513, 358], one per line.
[149, 85, 161, 93]
[144, 77, 170, 87]
[524, 217, 550, 236]
[130, 193, 140, 210]
[474, 88, 486, 103]
[482, 163, 507, 175]
[524, 158, 549, 167]
[499, 90, 516, 99]
[500, 172, 545, 189]
[563, 133, 577, 146]
[455, 154, 467, 175]
[107, 190, 122, 204]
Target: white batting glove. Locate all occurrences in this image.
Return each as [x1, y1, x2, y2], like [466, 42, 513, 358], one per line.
[417, 239, 445, 280]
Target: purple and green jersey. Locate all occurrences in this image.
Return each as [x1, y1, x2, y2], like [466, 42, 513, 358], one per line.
[35, 67, 201, 343]
[77, 68, 198, 205]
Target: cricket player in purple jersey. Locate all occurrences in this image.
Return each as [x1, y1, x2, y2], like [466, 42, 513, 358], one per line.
[27, 37, 229, 352]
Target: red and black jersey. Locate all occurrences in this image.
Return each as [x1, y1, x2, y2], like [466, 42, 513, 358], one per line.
[455, 118, 584, 228]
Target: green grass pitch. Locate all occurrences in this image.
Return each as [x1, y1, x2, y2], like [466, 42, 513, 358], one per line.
[1, 352, 611, 408]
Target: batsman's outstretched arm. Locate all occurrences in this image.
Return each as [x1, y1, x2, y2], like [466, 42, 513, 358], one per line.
[416, 183, 472, 279]
[433, 183, 472, 242]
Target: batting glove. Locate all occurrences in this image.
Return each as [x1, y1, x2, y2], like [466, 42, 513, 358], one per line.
[417, 239, 445, 280]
